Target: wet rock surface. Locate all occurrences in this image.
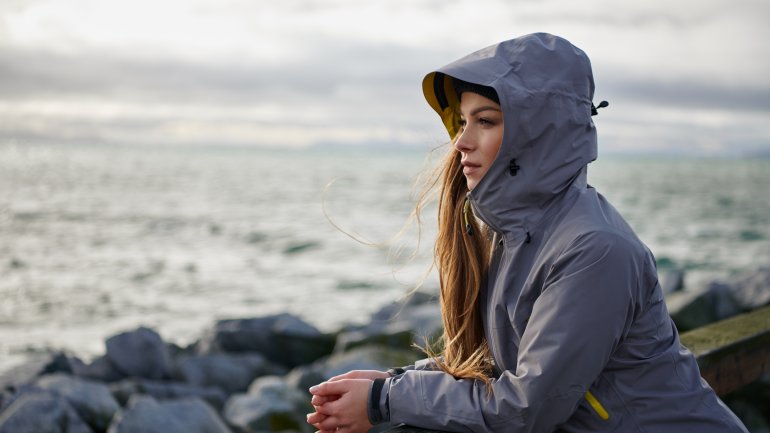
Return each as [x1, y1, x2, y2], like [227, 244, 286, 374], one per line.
[1, 275, 767, 432]
[195, 313, 337, 368]
[107, 395, 230, 433]
[36, 373, 119, 432]
[223, 376, 312, 433]
[0, 388, 94, 433]
[106, 327, 172, 380]
[666, 267, 770, 331]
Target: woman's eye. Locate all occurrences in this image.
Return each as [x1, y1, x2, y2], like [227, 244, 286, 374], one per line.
[459, 117, 497, 129]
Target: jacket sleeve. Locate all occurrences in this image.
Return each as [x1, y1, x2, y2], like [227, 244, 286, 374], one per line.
[382, 231, 641, 433]
[390, 357, 441, 374]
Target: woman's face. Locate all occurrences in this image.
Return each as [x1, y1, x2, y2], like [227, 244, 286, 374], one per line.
[455, 92, 504, 191]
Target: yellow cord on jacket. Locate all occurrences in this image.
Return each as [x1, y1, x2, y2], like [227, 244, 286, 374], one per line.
[585, 391, 610, 420]
[463, 197, 473, 236]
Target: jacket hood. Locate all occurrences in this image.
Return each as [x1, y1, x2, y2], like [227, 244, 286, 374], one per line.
[422, 33, 598, 241]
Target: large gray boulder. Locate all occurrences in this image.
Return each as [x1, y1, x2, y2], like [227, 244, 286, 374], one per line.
[223, 376, 311, 433]
[334, 326, 415, 353]
[0, 389, 93, 433]
[76, 355, 126, 383]
[666, 282, 742, 331]
[173, 353, 284, 394]
[335, 293, 441, 353]
[321, 345, 419, 379]
[0, 390, 8, 414]
[196, 313, 336, 368]
[284, 365, 326, 394]
[369, 291, 437, 322]
[0, 352, 86, 392]
[659, 270, 685, 295]
[106, 327, 172, 380]
[107, 395, 230, 433]
[36, 373, 119, 432]
[0, 357, 52, 395]
[729, 267, 770, 311]
[110, 379, 227, 410]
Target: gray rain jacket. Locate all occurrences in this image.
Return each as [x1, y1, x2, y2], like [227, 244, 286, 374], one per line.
[373, 33, 747, 433]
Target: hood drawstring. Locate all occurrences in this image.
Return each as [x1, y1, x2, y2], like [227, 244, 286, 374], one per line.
[591, 100, 609, 116]
[463, 196, 473, 236]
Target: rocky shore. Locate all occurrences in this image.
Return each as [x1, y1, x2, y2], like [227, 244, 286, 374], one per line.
[1, 268, 768, 433]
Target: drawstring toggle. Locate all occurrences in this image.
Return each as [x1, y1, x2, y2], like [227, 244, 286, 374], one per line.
[591, 100, 609, 116]
[463, 197, 473, 236]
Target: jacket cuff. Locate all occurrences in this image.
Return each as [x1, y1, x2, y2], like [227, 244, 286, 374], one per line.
[366, 377, 390, 425]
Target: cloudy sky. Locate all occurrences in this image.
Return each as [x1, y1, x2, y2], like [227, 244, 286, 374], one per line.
[1, 0, 768, 155]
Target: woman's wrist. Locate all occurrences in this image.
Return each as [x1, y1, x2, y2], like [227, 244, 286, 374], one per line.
[367, 378, 385, 424]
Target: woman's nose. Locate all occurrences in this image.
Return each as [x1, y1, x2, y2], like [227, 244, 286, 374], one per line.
[454, 130, 474, 153]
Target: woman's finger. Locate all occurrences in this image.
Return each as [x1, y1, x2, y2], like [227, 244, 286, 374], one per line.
[313, 398, 338, 415]
[314, 392, 341, 406]
[306, 411, 327, 425]
[310, 379, 356, 396]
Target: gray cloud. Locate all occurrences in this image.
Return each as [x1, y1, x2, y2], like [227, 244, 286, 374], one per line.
[0, 38, 448, 147]
[600, 75, 770, 112]
[1, 0, 769, 154]
[3, 40, 768, 123]
[506, 0, 770, 29]
[0, 40, 440, 105]
[0, 47, 331, 104]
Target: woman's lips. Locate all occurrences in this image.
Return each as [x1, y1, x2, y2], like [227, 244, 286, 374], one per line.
[462, 161, 481, 175]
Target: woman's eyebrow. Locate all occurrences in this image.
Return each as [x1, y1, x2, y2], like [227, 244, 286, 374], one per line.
[464, 106, 502, 117]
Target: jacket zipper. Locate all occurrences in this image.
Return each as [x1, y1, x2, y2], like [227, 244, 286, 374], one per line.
[585, 391, 609, 421]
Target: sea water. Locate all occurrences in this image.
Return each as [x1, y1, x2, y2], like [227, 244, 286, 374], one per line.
[1, 142, 769, 373]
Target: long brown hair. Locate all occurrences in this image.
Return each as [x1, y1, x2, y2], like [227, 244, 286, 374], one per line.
[418, 140, 494, 386]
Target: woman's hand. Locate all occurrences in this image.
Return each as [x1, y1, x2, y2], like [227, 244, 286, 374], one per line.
[309, 370, 389, 407]
[307, 379, 374, 433]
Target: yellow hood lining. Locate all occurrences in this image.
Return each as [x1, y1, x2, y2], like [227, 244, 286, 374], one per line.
[422, 72, 462, 139]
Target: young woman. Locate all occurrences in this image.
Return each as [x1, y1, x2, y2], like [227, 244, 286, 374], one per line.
[307, 33, 748, 433]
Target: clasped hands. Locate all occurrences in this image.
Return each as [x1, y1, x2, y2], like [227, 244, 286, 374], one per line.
[307, 370, 390, 433]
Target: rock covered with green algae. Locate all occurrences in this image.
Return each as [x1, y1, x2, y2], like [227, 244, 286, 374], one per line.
[223, 376, 312, 433]
[679, 305, 770, 358]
